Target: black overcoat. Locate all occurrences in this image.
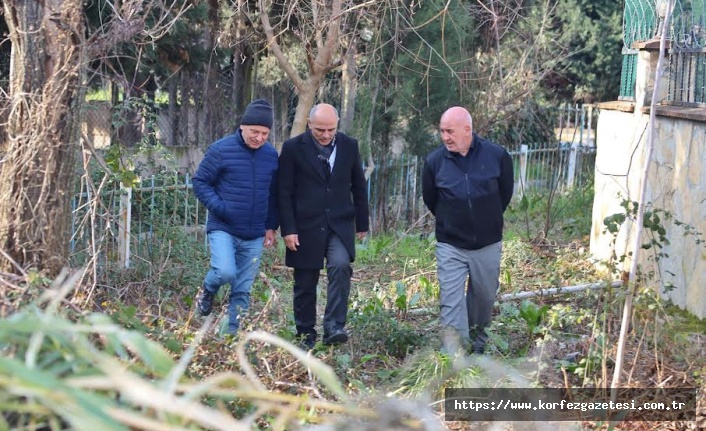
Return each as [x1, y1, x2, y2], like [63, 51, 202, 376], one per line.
[278, 131, 369, 269]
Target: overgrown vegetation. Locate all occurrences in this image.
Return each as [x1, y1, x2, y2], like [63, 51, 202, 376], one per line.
[2, 1, 703, 428]
[2, 181, 704, 430]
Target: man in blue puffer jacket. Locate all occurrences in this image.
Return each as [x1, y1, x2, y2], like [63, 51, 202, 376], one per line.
[192, 99, 279, 335]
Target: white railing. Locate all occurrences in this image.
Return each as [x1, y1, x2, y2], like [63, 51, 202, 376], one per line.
[71, 142, 597, 267]
[70, 174, 203, 269]
[510, 142, 596, 197]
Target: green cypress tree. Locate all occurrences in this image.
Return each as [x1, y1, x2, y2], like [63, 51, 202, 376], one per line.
[549, 0, 624, 102]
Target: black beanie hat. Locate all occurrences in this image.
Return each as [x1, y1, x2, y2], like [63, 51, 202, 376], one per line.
[241, 98, 274, 129]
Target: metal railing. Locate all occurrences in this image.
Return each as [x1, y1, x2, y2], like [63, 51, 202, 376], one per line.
[71, 138, 597, 268]
[621, 0, 659, 100]
[667, 1, 706, 106]
[70, 174, 205, 269]
[367, 142, 596, 232]
[620, 0, 706, 106]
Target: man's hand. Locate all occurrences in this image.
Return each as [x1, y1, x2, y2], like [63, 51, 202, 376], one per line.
[284, 234, 299, 251]
[356, 231, 367, 241]
[264, 230, 277, 248]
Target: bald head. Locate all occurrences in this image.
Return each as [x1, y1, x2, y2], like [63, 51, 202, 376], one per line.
[309, 103, 339, 120]
[441, 106, 472, 129]
[439, 106, 473, 156]
[308, 103, 339, 146]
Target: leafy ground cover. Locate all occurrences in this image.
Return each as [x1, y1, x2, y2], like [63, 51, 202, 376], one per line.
[2, 185, 704, 430]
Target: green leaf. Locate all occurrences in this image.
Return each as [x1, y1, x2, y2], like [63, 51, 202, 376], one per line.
[116, 331, 175, 376]
[395, 281, 405, 297]
[0, 308, 75, 335]
[163, 337, 183, 354]
[377, 369, 398, 380]
[395, 295, 407, 311]
[0, 357, 127, 431]
[360, 354, 380, 364]
[419, 276, 435, 297]
[487, 330, 509, 352]
[335, 353, 351, 369]
[409, 292, 421, 307]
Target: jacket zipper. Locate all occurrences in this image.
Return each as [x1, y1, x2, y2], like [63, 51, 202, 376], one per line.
[464, 173, 473, 213]
[250, 151, 256, 232]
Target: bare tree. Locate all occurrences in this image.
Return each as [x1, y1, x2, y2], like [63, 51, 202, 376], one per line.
[0, 0, 87, 275]
[258, 0, 375, 137]
[0, 0, 188, 277]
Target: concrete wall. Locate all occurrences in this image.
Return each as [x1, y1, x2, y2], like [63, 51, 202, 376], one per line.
[590, 46, 706, 317]
[81, 101, 206, 174]
[129, 145, 205, 175]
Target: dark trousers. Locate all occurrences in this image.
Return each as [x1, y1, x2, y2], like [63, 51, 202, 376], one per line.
[293, 230, 352, 338]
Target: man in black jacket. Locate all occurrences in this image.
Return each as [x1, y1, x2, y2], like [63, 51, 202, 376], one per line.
[278, 103, 369, 349]
[422, 106, 514, 354]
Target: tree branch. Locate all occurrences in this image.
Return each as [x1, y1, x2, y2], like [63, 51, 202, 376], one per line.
[258, 0, 305, 90]
[312, 0, 342, 74]
[611, 0, 675, 396]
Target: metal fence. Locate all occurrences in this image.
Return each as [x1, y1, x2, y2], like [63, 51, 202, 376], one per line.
[620, 0, 706, 106]
[71, 141, 596, 268]
[620, 0, 660, 100]
[667, 1, 706, 106]
[367, 142, 596, 232]
[70, 174, 205, 269]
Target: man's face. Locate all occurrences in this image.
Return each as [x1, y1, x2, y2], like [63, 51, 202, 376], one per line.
[240, 125, 270, 149]
[439, 115, 472, 155]
[308, 112, 338, 146]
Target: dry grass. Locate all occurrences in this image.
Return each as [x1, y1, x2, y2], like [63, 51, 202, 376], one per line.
[2, 234, 704, 430]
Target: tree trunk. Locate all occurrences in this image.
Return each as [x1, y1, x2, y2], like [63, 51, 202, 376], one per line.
[340, 44, 357, 133]
[363, 78, 380, 181]
[290, 79, 318, 138]
[277, 82, 290, 150]
[168, 79, 178, 146]
[258, 0, 343, 139]
[0, 0, 85, 276]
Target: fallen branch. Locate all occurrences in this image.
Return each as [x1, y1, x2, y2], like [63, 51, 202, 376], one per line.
[407, 280, 623, 315]
[498, 280, 623, 302]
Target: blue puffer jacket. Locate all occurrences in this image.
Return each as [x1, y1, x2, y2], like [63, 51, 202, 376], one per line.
[193, 131, 279, 239]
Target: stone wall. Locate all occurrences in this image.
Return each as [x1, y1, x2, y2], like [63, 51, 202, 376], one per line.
[590, 50, 706, 317]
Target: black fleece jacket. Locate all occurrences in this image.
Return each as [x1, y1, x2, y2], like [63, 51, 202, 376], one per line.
[422, 133, 514, 250]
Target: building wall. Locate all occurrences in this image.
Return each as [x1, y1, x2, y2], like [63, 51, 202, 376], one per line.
[590, 108, 706, 317]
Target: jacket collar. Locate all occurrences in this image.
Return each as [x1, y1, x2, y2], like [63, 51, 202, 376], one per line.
[235, 129, 271, 152]
[442, 132, 483, 158]
[302, 131, 331, 180]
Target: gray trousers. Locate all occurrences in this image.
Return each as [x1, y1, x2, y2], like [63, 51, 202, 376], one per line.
[436, 241, 502, 351]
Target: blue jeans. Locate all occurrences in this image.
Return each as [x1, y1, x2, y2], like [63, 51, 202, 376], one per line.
[203, 230, 264, 335]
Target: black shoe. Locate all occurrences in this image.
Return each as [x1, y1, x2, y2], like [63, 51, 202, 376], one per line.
[471, 345, 486, 355]
[323, 329, 348, 345]
[197, 287, 215, 316]
[296, 333, 316, 350]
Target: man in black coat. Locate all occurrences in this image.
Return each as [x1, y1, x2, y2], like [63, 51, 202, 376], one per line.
[278, 103, 369, 349]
